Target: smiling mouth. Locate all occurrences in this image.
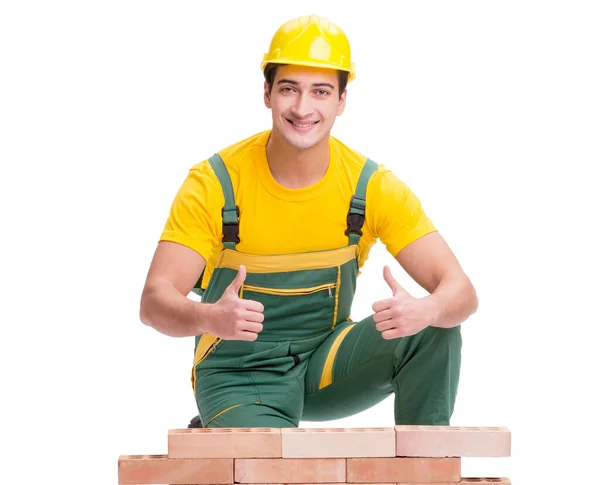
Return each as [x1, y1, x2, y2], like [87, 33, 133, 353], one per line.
[287, 119, 319, 128]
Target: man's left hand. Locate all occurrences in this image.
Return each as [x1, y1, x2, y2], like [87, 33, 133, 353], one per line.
[372, 265, 438, 339]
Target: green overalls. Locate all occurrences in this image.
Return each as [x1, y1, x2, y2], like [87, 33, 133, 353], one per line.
[190, 154, 462, 428]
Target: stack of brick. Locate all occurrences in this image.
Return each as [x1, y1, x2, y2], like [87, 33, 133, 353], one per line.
[118, 425, 511, 484]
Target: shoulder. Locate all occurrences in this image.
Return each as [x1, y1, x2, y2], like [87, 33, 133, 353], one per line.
[330, 135, 369, 175]
[330, 136, 404, 194]
[188, 129, 270, 174]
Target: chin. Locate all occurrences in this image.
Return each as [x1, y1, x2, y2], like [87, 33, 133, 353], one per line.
[279, 125, 327, 151]
[287, 136, 321, 150]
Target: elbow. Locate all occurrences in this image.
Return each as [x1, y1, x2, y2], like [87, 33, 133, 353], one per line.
[139, 299, 149, 326]
[468, 280, 479, 316]
[139, 288, 153, 327]
[139, 304, 149, 326]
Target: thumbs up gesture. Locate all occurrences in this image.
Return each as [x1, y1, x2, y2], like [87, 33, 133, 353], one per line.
[210, 265, 265, 341]
[372, 265, 433, 339]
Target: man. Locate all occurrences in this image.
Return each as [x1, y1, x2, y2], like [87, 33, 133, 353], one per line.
[139, 14, 478, 428]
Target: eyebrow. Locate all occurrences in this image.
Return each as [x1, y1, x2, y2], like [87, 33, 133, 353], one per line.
[277, 79, 335, 90]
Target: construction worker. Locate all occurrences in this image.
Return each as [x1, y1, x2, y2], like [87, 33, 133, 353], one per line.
[139, 14, 478, 428]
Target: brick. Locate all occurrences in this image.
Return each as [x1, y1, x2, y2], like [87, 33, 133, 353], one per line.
[454, 480, 511, 484]
[117, 454, 232, 484]
[168, 427, 282, 458]
[395, 426, 511, 457]
[281, 427, 396, 458]
[235, 458, 346, 483]
[396, 480, 510, 485]
[227, 480, 508, 485]
[347, 457, 461, 483]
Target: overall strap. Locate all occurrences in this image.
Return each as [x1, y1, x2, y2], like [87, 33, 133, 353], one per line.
[346, 158, 378, 246]
[208, 153, 240, 250]
[192, 153, 238, 297]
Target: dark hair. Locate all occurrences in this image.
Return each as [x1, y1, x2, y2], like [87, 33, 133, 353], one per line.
[263, 63, 349, 99]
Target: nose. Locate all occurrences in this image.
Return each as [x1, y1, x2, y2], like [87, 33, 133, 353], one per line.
[290, 92, 313, 119]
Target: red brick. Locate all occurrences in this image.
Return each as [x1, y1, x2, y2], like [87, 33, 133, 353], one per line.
[454, 480, 511, 484]
[394, 479, 510, 485]
[281, 427, 395, 458]
[235, 458, 346, 483]
[347, 457, 461, 483]
[395, 426, 511, 457]
[235, 479, 510, 485]
[117, 454, 232, 484]
[168, 427, 282, 458]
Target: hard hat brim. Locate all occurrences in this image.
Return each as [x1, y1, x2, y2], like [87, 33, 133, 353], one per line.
[261, 58, 355, 83]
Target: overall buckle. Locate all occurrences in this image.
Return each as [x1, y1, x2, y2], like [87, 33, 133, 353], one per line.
[222, 206, 240, 243]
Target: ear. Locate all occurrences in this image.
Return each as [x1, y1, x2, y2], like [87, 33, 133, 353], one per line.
[264, 81, 272, 109]
[336, 89, 347, 116]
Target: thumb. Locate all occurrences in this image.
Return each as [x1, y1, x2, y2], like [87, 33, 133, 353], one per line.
[383, 265, 407, 297]
[228, 265, 246, 295]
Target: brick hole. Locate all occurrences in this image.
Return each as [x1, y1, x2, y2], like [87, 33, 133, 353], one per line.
[239, 428, 252, 432]
[256, 428, 272, 432]
[147, 454, 165, 459]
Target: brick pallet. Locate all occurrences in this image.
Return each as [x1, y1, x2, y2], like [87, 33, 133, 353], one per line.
[118, 425, 511, 484]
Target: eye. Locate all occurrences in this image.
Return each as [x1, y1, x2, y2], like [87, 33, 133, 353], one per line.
[315, 89, 330, 96]
[280, 86, 295, 93]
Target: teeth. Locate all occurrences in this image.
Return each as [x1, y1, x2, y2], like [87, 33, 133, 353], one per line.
[293, 122, 314, 127]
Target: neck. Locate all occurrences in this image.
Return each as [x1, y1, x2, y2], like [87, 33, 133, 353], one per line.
[265, 129, 330, 189]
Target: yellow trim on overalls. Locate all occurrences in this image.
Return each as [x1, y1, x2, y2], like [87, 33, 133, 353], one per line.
[215, 245, 358, 273]
[191, 333, 221, 393]
[319, 323, 356, 389]
[242, 282, 336, 296]
[332, 266, 341, 329]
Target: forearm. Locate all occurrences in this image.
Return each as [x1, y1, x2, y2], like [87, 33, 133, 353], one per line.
[426, 272, 478, 329]
[139, 279, 214, 338]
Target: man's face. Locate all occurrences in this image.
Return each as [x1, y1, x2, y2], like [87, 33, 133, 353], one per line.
[264, 64, 346, 151]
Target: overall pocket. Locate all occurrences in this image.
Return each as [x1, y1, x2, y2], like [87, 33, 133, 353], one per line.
[242, 282, 336, 297]
[240, 274, 341, 340]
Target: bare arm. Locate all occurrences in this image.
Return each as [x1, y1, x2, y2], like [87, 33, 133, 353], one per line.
[395, 232, 478, 328]
[139, 241, 213, 337]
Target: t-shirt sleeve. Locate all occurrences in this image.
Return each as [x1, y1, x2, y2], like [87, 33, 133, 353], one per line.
[366, 165, 437, 258]
[158, 160, 224, 263]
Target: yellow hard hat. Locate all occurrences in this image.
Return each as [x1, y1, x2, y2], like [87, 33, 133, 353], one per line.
[261, 14, 356, 82]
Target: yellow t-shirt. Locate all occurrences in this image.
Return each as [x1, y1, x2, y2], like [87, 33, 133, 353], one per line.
[159, 130, 437, 290]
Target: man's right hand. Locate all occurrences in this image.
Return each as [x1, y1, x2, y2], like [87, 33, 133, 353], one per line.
[208, 265, 265, 341]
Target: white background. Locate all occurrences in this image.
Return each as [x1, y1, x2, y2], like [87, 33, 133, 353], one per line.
[1, 1, 599, 484]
